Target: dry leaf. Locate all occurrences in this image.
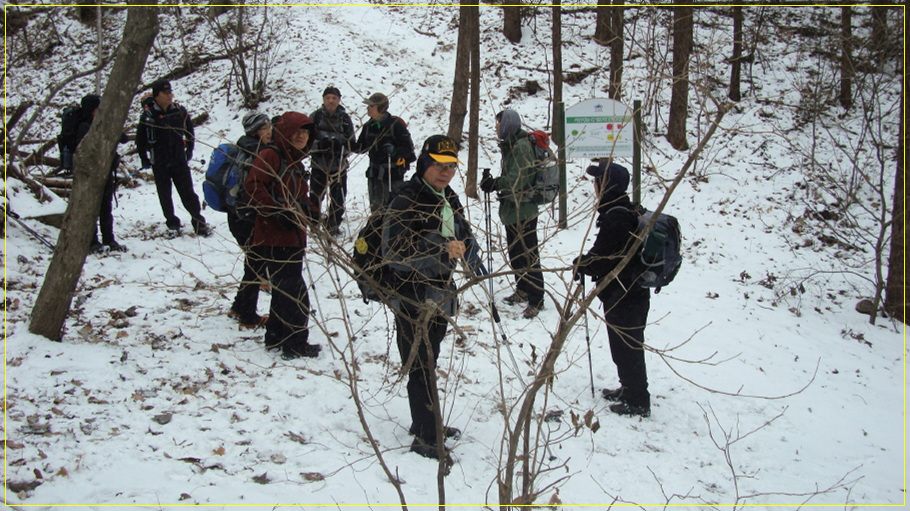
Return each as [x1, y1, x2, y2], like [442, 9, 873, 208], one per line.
[301, 472, 325, 482]
[56, 467, 69, 477]
[212, 446, 225, 456]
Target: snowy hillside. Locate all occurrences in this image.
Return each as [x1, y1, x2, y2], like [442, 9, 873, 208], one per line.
[3, 3, 905, 508]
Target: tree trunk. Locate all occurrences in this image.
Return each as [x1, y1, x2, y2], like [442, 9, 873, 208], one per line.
[29, 2, 159, 341]
[667, 6, 692, 151]
[447, 6, 472, 143]
[608, 0, 624, 99]
[503, 5, 522, 44]
[466, 6, 481, 200]
[594, 0, 610, 45]
[839, 6, 853, 110]
[552, 2, 563, 125]
[884, 90, 906, 322]
[729, 5, 743, 102]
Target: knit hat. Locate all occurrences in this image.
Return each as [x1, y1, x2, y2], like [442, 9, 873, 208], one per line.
[242, 112, 270, 135]
[151, 79, 172, 97]
[496, 109, 521, 140]
[362, 92, 389, 113]
[81, 94, 101, 113]
[323, 86, 341, 98]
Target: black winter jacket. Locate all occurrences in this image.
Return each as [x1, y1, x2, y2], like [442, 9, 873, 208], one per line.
[309, 105, 355, 168]
[382, 174, 476, 314]
[353, 113, 416, 178]
[136, 97, 195, 168]
[576, 196, 650, 308]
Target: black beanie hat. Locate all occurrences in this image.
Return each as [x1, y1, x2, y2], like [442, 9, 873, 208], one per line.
[323, 86, 341, 98]
[81, 94, 101, 113]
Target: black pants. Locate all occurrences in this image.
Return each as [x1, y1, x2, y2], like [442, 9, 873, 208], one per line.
[505, 217, 545, 307]
[228, 212, 265, 321]
[255, 246, 310, 352]
[603, 293, 651, 407]
[310, 161, 347, 231]
[152, 162, 205, 231]
[93, 172, 116, 244]
[394, 302, 448, 443]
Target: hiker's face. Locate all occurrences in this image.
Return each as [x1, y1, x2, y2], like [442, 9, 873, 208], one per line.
[256, 124, 273, 144]
[291, 128, 310, 150]
[366, 104, 382, 121]
[423, 160, 457, 192]
[155, 90, 174, 109]
[323, 94, 340, 114]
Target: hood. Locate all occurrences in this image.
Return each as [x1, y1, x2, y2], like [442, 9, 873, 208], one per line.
[497, 109, 522, 140]
[273, 111, 317, 161]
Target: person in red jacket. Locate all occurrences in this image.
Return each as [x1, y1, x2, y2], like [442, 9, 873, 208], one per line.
[244, 111, 321, 360]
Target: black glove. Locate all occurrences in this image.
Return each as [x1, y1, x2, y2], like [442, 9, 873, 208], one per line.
[186, 149, 194, 163]
[140, 157, 152, 170]
[480, 175, 497, 194]
[381, 143, 395, 157]
[275, 210, 298, 231]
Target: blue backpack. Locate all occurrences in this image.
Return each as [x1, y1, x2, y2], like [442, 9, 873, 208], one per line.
[203, 144, 254, 213]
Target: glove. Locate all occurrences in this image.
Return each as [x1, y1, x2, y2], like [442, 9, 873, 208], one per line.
[480, 175, 497, 194]
[381, 143, 395, 157]
[275, 210, 298, 231]
[186, 150, 193, 163]
[140, 157, 152, 170]
[396, 157, 406, 166]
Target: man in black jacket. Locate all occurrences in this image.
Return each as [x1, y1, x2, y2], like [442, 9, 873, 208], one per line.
[353, 92, 416, 212]
[75, 94, 128, 253]
[382, 135, 477, 459]
[574, 162, 652, 418]
[310, 86, 355, 235]
[136, 79, 210, 237]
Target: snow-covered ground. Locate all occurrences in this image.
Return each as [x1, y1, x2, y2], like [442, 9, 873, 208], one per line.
[3, 4, 905, 508]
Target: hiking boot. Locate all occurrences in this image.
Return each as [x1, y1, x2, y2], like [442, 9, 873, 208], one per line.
[195, 223, 213, 237]
[228, 309, 268, 329]
[522, 304, 543, 319]
[409, 437, 451, 460]
[106, 241, 127, 253]
[89, 241, 105, 254]
[609, 402, 651, 418]
[503, 290, 529, 305]
[409, 424, 461, 440]
[165, 227, 181, 239]
[281, 343, 321, 360]
[601, 387, 626, 402]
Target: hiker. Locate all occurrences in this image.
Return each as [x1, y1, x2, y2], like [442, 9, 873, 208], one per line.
[74, 94, 129, 253]
[136, 79, 211, 237]
[309, 86, 355, 236]
[573, 162, 652, 418]
[352, 92, 416, 212]
[226, 112, 273, 329]
[382, 135, 476, 459]
[244, 111, 322, 360]
[479, 109, 545, 319]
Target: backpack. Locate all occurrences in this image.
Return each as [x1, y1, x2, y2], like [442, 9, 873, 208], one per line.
[57, 105, 84, 169]
[352, 210, 392, 303]
[635, 208, 682, 293]
[202, 143, 255, 213]
[527, 130, 559, 205]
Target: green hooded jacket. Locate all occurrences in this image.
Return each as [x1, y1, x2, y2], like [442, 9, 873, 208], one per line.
[496, 128, 539, 225]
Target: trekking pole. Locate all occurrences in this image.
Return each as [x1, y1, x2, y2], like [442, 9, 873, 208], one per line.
[387, 154, 392, 194]
[480, 178, 525, 385]
[581, 278, 595, 399]
[8, 210, 55, 250]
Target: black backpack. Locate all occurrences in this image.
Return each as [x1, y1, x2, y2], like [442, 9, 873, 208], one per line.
[351, 210, 392, 304]
[635, 208, 682, 293]
[57, 105, 84, 169]
[527, 130, 559, 205]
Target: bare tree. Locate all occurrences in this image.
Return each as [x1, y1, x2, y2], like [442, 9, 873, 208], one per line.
[29, 2, 159, 341]
[728, 6, 743, 102]
[503, 4, 522, 44]
[447, 6, 481, 199]
[552, 2, 563, 120]
[884, 90, 905, 322]
[608, 0, 624, 99]
[593, 0, 610, 45]
[666, 6, 692, 151]
[839, 6, 853, 110]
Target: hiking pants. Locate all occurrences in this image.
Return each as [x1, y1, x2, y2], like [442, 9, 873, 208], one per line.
[505, 217, 545, 308]
[257, 246, 310, 350]
[151, 161, 205, 231]
[394, 302, 448, 443]
[310, 162, 348, 232]
[603, 294, 651, 408]
[228, 212, 265, 321]
[93, 171, 116, 244]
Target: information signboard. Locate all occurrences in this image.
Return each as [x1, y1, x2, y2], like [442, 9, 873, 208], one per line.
[564, 98, 634, 159]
